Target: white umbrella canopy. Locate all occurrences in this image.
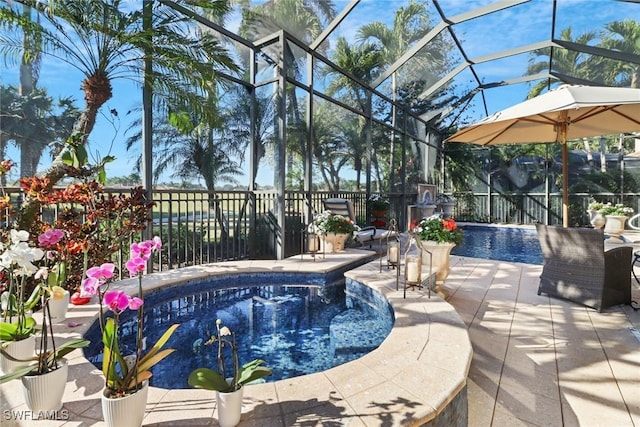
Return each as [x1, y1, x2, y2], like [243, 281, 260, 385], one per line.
[446, 85, 640, 227]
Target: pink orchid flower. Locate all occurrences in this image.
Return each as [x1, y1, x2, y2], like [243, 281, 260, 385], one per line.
[38, 229, 64, 247]
[126, 256, 146, 277]
[151, 236, 162, 251]
[80, 277, 99, 298]
[128, 297, 144, 310]
[86, 263, 115, 280]
[103, 290, 131, 312]
[131, 241, 152, 260]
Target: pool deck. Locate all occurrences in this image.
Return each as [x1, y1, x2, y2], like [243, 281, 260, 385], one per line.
[1, 238, 639, 426]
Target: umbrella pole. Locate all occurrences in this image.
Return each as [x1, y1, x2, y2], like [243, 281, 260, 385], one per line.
[561, 129, 569, 228]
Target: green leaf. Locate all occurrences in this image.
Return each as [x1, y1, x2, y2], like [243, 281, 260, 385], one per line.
[74, 144, 88, 166]
[188, 368, 230, 392]
[237, 359, 272, 386]
[168, 110, 195, 134]
[102, 318, 126, 388]
[0, 317, 36, 341]
[24, 285, 43, 311]
[0, 364, 36, 384]
[61, 149, 74, 166]
[137, 324, 179, 367]
[97, 167, 107, 185]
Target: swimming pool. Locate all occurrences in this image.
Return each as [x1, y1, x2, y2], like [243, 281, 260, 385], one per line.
[83, 272, 394, 389]
[452, 225, 543, 264]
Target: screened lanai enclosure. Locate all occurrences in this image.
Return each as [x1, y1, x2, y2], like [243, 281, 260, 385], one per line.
[1, 0, 639, 266]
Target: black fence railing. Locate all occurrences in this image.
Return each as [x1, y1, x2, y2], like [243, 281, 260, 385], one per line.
[3, 187, 639, 275]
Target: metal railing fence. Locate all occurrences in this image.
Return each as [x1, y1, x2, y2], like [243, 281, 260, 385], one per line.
[3, 187, 639, 275]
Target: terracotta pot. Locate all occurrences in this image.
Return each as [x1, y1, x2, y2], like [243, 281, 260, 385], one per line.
[371, 209, 388, 219]
[322, 232, 349, 253]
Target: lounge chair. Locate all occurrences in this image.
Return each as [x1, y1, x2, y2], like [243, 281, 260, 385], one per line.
[536, 224, 632, 312]
[322, 198, 397, 247]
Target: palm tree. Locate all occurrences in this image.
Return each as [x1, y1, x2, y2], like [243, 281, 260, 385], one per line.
[526, 27, 597, 98]
[0, 0, 238, 229]
[600, 19, 640, 88]
[356, 0, 440, 191]
[238, 0, 336, 189]
[324, 36, 382, 190]
[311, 102, 350, 191]
[0, 85, 80, 178]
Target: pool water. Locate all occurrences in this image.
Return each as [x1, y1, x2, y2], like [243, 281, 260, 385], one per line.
[452, 225, 543, 264]
[83, 273, 393, 389]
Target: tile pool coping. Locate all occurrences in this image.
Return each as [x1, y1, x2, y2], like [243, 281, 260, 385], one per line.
[0, 249, 472, 426]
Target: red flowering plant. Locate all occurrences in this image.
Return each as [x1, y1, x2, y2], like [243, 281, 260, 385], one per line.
[81, 237, 179, 398]
[411, 215, 463, 244]
[19, 178, 153, 297]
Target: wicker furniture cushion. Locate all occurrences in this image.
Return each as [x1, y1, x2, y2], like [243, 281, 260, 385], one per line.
[536, 224, 632, 312]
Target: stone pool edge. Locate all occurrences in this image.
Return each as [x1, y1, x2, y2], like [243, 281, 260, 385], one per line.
[0, 249, 473, 426]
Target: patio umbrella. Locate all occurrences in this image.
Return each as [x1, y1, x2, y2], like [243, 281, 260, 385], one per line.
[446, 84, 640, 227]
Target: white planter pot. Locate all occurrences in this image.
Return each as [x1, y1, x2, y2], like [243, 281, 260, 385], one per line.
[420, 241, 456, 299]
[420, 241, 456, 283]
[48, 290, 70, 322]
[102, 382, 148, 427]
[21, 358, 68, 411]
[0, 334, 35, 374]
[604, 215, 628, 237]
[588, 210, 605, 229]
[216, 386, 244, 427]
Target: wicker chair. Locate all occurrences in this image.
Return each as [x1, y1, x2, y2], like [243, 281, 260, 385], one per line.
[536, 224, 632, 312]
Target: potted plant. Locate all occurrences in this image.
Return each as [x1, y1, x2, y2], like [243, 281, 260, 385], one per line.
[598, 203, 634, 236]
[188, 319, 272, 427]
[368, 194, 390, 219]
[313, 211, 358, 252]
[436, 194, 457, 218]
[0, 228, 90, 411]
[37, 228, 73, 321]
[81, 237, 180, 427]
[0, 290, 89, 411]
[587, 199, 606, 229]
[0, 230, 44, 374]
[410, 215, 463, 287]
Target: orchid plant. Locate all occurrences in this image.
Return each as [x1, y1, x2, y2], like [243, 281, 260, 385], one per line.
[0, 229, 89, 383]
[81, 237, 179, 398]
[0, 230, 44, 341]
[188, 319, 272, 393]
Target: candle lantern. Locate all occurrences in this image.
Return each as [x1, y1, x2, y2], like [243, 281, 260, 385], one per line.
[304, 223, 321, 261]
[380, 218, 400, 273]
[403, 236, 423, 298]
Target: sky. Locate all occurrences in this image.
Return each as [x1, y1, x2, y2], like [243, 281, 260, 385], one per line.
[1, 0, 637, 186]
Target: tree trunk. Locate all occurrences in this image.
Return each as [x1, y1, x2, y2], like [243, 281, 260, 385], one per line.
[16, 90, 103, 231]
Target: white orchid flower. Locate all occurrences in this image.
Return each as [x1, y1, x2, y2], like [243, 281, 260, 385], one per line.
[10, 229, 29, 244]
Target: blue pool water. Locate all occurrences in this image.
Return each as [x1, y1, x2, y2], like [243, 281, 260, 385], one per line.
[451, 225, 543, 264]
[83, 272, 393, 389]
